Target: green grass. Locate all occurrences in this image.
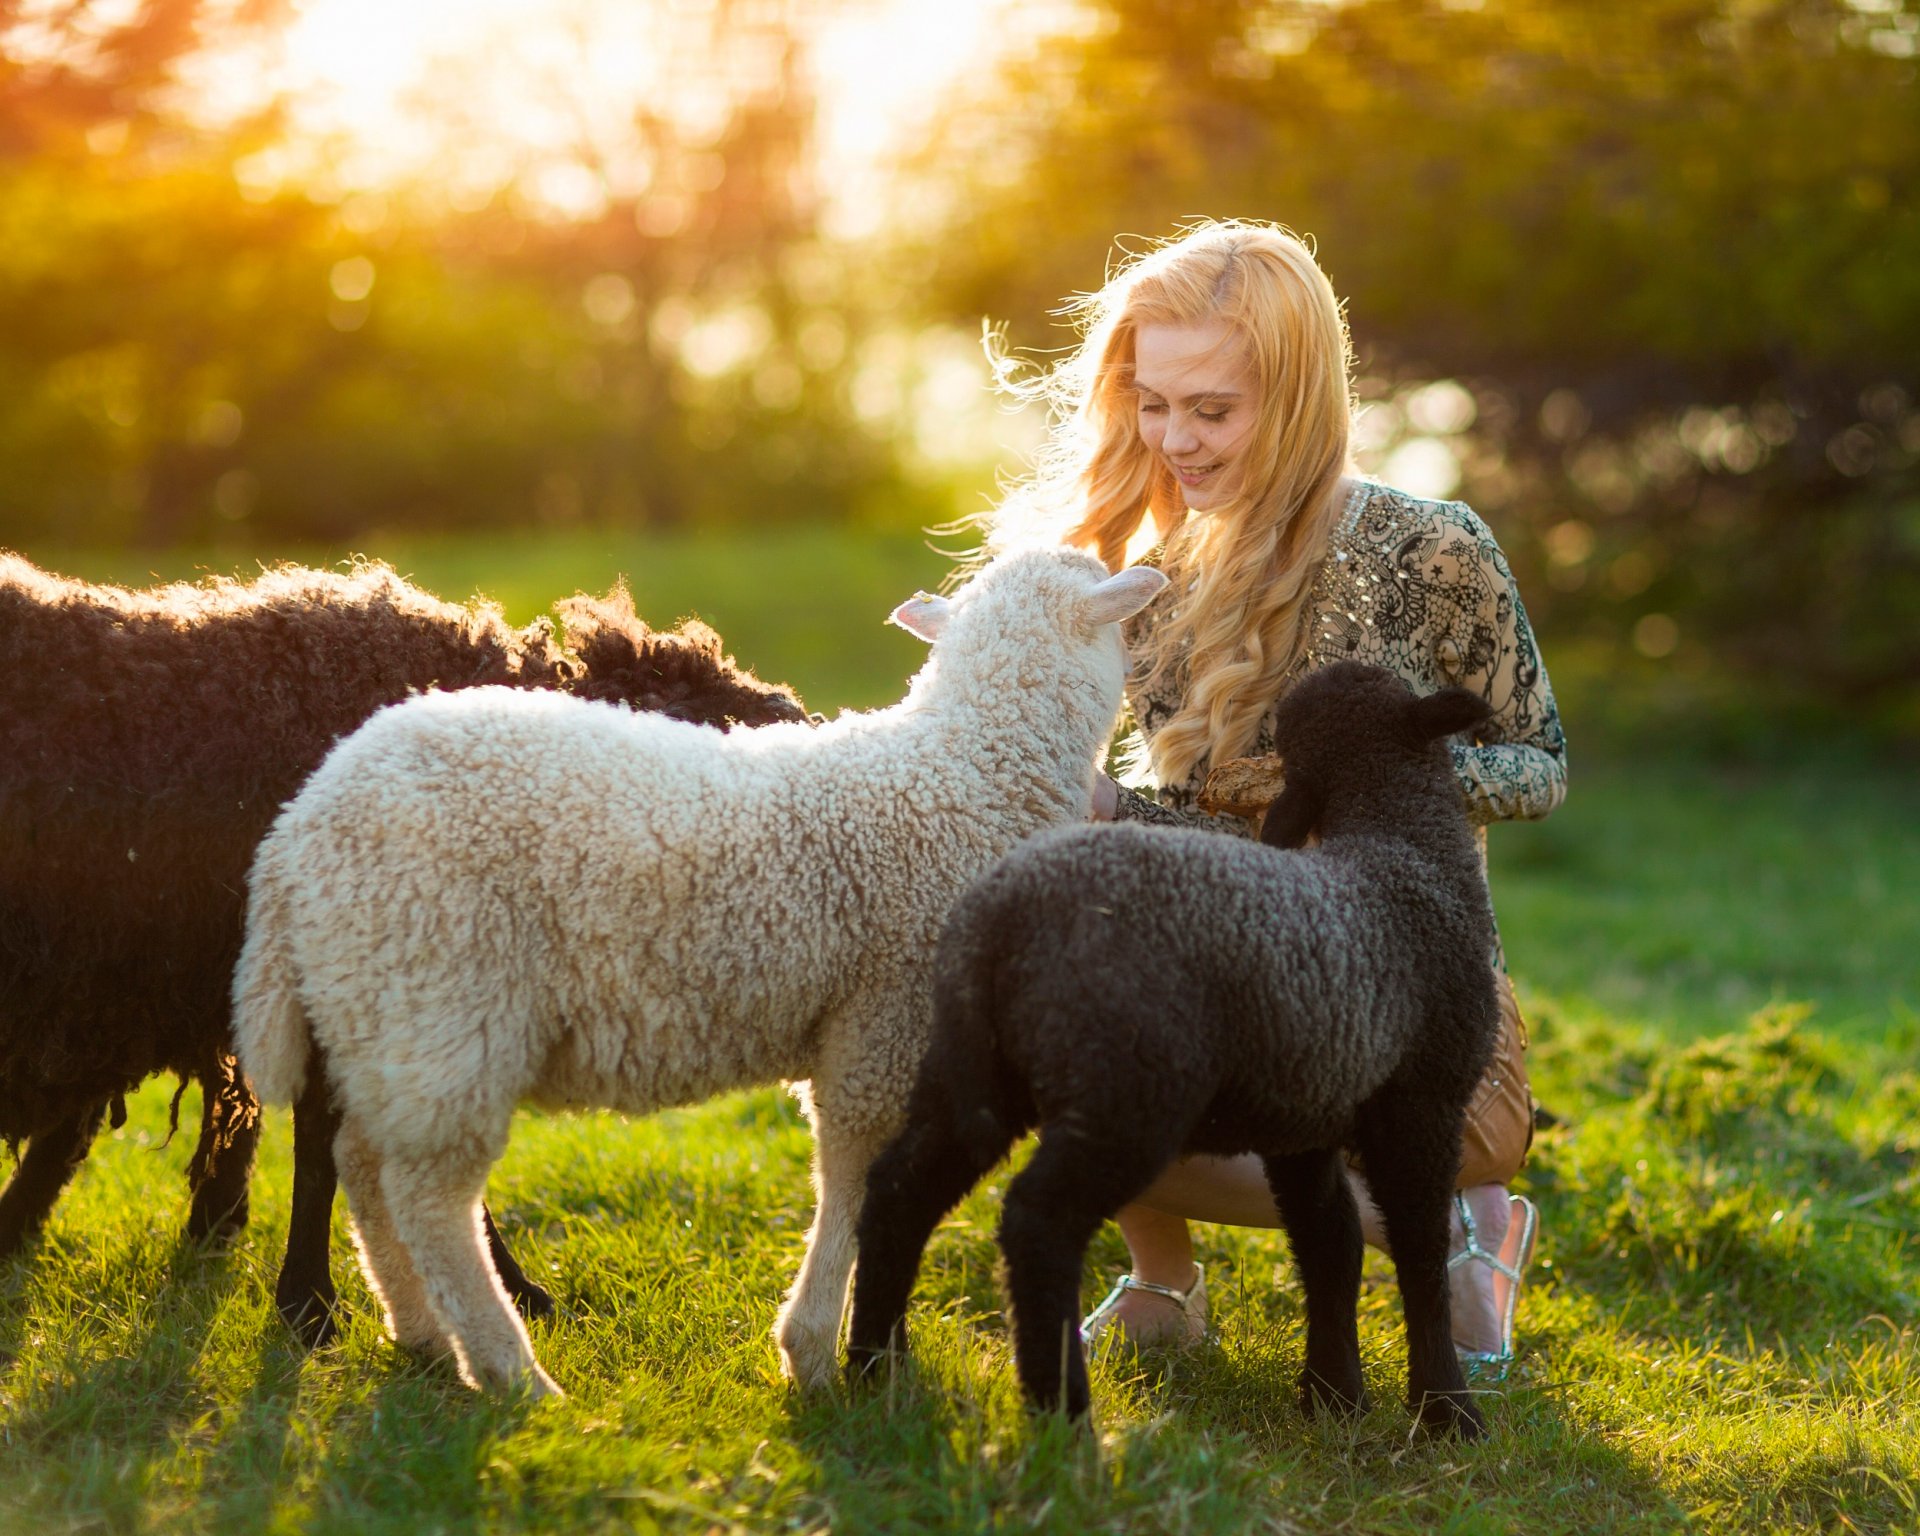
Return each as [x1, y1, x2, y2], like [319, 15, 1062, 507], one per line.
[2, 529, 1915, 1534]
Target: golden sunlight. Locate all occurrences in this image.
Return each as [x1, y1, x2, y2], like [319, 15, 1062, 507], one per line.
[180, 0, 1022, 224]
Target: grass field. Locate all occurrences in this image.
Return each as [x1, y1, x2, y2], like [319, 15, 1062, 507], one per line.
[2, 529, 1915, 1534]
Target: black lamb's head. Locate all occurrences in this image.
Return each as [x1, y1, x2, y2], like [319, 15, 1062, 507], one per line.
[1258, 662, 1493, 848]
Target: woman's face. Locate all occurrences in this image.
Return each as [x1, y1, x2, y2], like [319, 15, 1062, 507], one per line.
[1131, 318, 1261, 514]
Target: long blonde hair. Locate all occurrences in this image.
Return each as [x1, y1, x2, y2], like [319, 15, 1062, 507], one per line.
[990, 221, 1355, 788]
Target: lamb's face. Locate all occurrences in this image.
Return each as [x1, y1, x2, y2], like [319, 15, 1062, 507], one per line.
[905, 550, 1166, 729]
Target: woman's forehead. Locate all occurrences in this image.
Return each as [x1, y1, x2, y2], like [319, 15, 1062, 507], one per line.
[1131, 319, 1254, 398]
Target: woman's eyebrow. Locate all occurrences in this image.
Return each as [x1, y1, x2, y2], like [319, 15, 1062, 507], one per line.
[1134, 381, 1246, 404]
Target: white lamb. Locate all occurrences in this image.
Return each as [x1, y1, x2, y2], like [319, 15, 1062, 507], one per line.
[232, 547, 1166, 1398]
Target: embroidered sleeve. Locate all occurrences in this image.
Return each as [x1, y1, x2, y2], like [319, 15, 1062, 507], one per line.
[1430, 506, 1569, 827]
[1111, 784, 1255, 837]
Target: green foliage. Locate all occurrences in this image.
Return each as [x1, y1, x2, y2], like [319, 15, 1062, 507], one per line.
[0, 141, 930, 548]
[0, 0, 943, 553]
[903, 0, 1920, 723]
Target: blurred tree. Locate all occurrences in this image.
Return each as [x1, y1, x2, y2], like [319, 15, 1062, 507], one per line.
[0, 0, 285, 152]
[0, 0, 925, 550]
[900, 0, 1920, 722]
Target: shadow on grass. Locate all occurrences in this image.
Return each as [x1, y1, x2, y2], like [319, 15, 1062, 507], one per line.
[0, 1227, 257, 1522]
[780, 1308, 1691, 1534]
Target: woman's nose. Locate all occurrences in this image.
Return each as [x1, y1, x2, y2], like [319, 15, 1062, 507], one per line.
[1163, 414, 1199, 455]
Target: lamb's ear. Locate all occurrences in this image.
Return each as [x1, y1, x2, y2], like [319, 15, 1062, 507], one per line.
[1081, 566, 1169, 626]
[889, 590, 952, 643]
[1406, 686, 1494, 744]
[1259, 774, 1325, 850]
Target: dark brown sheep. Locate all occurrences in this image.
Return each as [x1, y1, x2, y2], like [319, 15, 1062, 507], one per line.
[0, 552, 805, 1343]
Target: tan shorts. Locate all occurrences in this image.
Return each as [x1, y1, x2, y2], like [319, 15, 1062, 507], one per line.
[1344, 970, 1534, 1191]
[1455, 971, 1534, 1189]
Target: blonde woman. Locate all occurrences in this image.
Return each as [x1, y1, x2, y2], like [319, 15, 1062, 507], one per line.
[987, 220, 1566, 1378]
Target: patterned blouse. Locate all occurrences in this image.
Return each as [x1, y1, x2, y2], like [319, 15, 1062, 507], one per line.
[1112, 479, 1569, 967]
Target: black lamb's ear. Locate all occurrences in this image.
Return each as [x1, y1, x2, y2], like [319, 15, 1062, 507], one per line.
[1406, 686, 1493, 745]
[1259, 775, 1325, 849]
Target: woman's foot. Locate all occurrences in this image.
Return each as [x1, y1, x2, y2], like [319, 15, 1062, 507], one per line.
[1448, 1187, 1537, 1380]
[1081, 1262, 1208, 1350]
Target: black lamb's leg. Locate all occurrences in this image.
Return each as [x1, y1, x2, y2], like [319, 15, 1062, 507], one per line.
[1262, 1146, 1369, 1418]
[1350, 1097, 1484, 1439]
[187, 1058, 259, 1243]
[277, 1044, 344, 1347]
[0, 1103, 107, 1258]
[848, 1112, 1014, 1377]
[998, 1128, 1177, 1420]
[483, 1205, 553, 1322]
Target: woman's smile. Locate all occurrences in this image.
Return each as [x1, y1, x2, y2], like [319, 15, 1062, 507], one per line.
[1132, 318, 1261, 511]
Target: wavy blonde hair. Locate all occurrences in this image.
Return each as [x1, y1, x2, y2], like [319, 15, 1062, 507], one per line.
[990, 220, 1355, 788]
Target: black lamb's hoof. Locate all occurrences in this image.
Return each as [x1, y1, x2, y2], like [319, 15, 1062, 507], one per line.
[185, 1194, 251, 1245]
[278, 1289, 342, 1350]
[1412, 1387, 1486, 1441]
[510, 1279, 556, 1322]
[1298, 1366, 1370, 1420]
[1023, 1383, 1093, 1424]
[844, 1321, 907, 1385]
[0, 1215, 42, 1261]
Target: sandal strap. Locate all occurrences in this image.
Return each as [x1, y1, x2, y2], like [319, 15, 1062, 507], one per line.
[1084, 1263, 1204, 1325]
[1448, 1193, 1525, 1284]
[1113, 1265, 1202, 1310]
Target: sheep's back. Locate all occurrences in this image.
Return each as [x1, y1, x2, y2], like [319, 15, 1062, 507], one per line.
[0, 559, 542, 1125]
[944, 823, 1484, 1139]
[266, 688, 887, 1112]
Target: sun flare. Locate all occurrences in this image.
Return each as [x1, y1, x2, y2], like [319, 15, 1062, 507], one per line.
[180, 0, 1020, 226]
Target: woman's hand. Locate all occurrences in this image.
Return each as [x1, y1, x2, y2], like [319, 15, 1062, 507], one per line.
[1091, 774, 1120, 822]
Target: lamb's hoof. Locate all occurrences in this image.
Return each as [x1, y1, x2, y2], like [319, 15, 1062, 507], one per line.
[1021, 1381, 1093, 1424]
[776, 1325, 839, 1393]
[0, 1219, 41, 1263]
[186, 1196, 250, 1246]
[510, 1278, 556, 1323]
[1413, 1388, 1485, 1440]
[1298, 1366, 1369, 1419]
[278, 1290, 342, 1350]
[520, 1365, 565, 1402]
[843, 1337, 899, 1387]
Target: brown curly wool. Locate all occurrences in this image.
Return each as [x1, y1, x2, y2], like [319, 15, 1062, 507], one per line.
[0, 553, 805, 1316]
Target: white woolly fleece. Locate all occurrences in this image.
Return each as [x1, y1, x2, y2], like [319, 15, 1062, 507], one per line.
[231, 546, 1164, 1396]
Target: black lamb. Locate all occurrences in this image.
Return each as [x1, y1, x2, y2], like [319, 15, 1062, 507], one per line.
[0, 553, 806, 1344]
[848, 661, 1501, 1436]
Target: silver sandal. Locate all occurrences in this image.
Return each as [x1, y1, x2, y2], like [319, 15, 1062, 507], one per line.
[1080, 1262, 1208, 1349]
[1448, 1192, 1538, 1384]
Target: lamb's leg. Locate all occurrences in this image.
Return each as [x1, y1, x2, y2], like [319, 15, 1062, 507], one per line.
[775, 1111, 888, 1392]
[482, 1205, 554, 1323]
[0, 1103, 106, 1258]
[1350, 1103, 1484, 1439]
[998, 1130, 1176, 1419]
[379, 1152, 560, 1398]
[1261, 1147, 1369, 1417]
[847, 1113, 1014, 1377]
[186, 1059, 258, 1243]
[277, 1051, 344, 1347]
[276, 1048, 548, 1346]
[334, 1120, 450, 1359]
